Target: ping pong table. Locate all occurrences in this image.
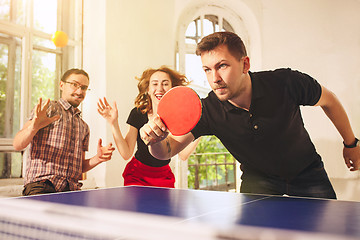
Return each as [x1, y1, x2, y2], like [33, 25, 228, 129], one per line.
[1, 186, 360, 239]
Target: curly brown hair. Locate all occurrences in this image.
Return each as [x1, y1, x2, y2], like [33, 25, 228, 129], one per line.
[134, 66, 190, 114]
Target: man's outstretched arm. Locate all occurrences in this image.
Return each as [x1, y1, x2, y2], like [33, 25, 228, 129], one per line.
[315, 85, 360, 171]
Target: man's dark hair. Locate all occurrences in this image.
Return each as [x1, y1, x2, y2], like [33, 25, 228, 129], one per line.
[196, 32, 247, 60]
[61, 68, 89, 82]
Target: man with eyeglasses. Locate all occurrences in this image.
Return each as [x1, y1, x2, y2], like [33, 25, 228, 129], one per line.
[13, 68, 115, 196]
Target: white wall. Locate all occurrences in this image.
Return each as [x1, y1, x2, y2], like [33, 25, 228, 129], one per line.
[82, 0, 178, 188]
[82, 0, 360, 189]
[260, 0, 360, 179]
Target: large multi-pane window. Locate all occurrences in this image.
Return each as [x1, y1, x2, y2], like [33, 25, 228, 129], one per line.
[0, 0, 83, 178]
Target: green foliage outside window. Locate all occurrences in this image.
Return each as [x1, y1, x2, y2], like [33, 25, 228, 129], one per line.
[31, 50, 56, 108]
[188, 136, 236, 190]
[0, 44, 8, 138]
[0, 39, 56, 178]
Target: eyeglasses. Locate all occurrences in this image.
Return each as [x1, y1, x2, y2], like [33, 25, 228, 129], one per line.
[63, 81, 90, 91]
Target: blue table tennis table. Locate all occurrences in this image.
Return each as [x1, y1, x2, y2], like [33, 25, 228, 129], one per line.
[1, 186, 360, 239]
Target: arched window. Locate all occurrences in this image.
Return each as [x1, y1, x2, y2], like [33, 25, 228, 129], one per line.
[174, 4, 257, 191]
[176, 4, 251, 97]
[185, 15, 234, 45]
[183, 15, 235, 95]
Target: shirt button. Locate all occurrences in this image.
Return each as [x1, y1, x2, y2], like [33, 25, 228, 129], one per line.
[253, 125, 258, 130]
[249, 114, 253, 118]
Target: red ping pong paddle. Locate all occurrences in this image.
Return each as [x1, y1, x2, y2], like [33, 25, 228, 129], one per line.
[157, 86, 202, 136]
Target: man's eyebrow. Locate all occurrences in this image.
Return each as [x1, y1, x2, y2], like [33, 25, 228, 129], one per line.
[202, 59, 226, 69]
[70, 80, 79, 83]
[216, 59, 229, 67]
[68, 80, 88, 87]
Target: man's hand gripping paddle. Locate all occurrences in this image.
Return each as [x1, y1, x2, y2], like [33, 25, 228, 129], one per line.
[142, 86, 202, 146]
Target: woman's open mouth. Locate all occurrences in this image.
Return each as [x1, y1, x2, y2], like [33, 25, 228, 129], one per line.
[155, 94, 164, 100]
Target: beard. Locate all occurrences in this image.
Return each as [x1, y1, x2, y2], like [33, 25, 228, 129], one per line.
[212, 84, 230, 101]
[69, 101, 80, 108]
[68, 94, 84, 108]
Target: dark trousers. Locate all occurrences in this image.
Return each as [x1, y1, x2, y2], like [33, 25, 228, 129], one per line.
[240, 160, 337, 199]
[22, 179, 70, 196]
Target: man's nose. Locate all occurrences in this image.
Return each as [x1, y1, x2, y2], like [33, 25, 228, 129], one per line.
[212, 70, 221, 83]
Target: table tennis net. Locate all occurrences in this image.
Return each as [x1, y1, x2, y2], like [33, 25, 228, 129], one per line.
[0, 217, 110, 240]
[0, 198, 121, 240]
[0, 197, 217, 240]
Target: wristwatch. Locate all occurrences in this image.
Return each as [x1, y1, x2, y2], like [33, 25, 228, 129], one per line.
[343, 138, 359, 148]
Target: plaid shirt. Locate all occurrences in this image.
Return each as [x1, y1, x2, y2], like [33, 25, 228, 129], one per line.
[24, 98, 90, 191]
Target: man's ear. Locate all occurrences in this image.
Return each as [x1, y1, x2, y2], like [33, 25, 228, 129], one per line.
[243, 56, 250, 73]
[59, 81, 64, 91]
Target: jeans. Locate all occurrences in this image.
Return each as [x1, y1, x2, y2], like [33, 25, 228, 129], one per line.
[240, 160, 337, 199]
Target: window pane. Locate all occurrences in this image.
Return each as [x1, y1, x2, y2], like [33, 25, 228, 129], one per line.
[11, 152, 22, 177]
[203, 18, 215, 37]
[223, 18, 234, 32]
[0, 43, 9, 137]
[185, 17, 201, 44]
[13, 44, 21, 136]
[205, 15, 219, 34]
[0, 152, 22, 178]
[33, 0, 57, 33]
[185, 21, 197, 44]
[15, 0, 26, 24]
[185, 21, 196, 37]
[185, 54, 209, 90]
[0, 0, 26, 24]
[31, 50, 56, 108]
[0, 152, 9, 178]
[0, 0, 10, 21]
[33, 36, 56, 50]
[0, 37, 22, 138]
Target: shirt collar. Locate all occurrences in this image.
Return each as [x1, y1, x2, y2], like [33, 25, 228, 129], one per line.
[249, 71, 264, 100]
[59, 98, 81, 115]
[207, 91, 236, 112]
[210, 71, 264, 112]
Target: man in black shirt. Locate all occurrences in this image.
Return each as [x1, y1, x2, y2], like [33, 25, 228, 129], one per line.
[140, 32, 360, 199]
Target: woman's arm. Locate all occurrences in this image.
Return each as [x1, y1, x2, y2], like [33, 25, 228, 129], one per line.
[97, 97, 137, 160]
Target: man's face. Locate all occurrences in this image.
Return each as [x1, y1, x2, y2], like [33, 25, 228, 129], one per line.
[201, 45, 249, 102]
[60, 73, 89, 107]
